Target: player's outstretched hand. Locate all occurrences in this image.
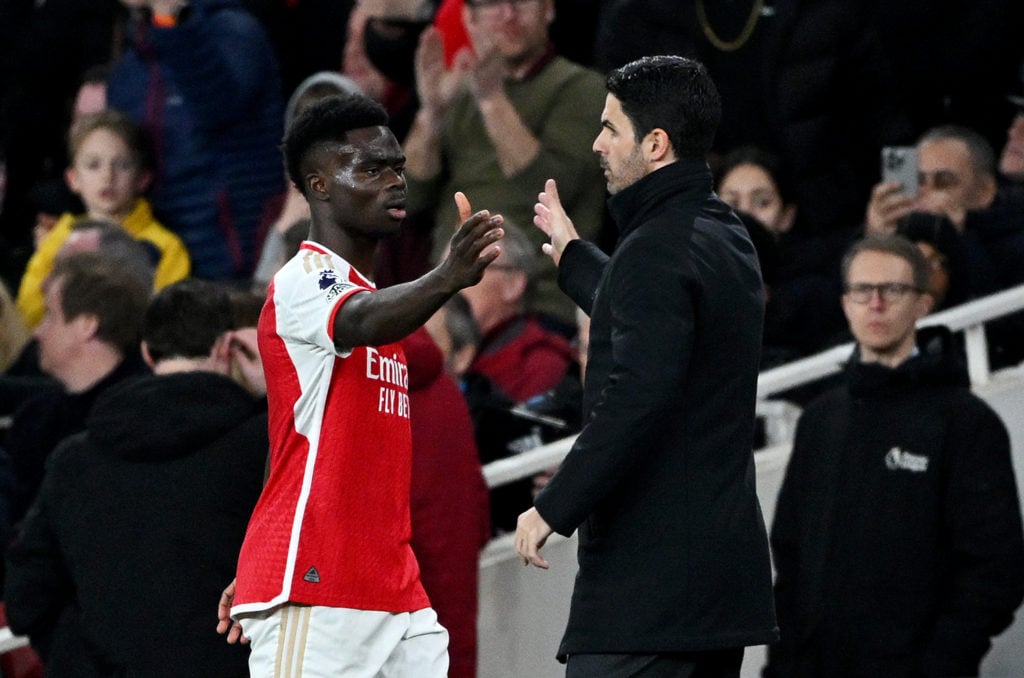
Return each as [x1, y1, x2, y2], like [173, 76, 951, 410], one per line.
[440, 191, 504, 289]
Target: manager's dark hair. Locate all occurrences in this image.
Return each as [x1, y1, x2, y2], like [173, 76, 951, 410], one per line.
[282, 93, 390, 194]
[142, 279, 235, 363]
[606, 55, 721, 159]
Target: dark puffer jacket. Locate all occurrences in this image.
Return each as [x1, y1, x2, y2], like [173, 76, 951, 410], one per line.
[107, 0, 285, 280]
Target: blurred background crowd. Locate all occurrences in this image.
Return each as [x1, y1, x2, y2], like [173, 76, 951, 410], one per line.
[0, 0, 1023, 675]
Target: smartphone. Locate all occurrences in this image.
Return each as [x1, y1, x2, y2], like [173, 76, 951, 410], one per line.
[881, 146, 918, 198]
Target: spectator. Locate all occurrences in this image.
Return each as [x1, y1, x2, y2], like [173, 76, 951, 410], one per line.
[404, 326, 490, 678]
[767, 235, 1024, 677]
[107, 0, 285, 281]
[240, 0, 356, 97]
[998, 89, 1024, 186]
[461, 221, 574, 403]
[865, 124, 1024, 298]
[424, 293, 480, 380]
[15, 109, 189, 328]
[5, 278, 267, 676]
[529, 305, 588, 499]
[896, 211, 972, 311]
[717, 149, 847, 361]
[24, 64, 112, 252]
[403, 0, 607, 326]
[0, 281, 29, 376]
[867, 125, 998, 236]
[4, 219, 158, 384]
[592, 0, 911, 243]
[457, 220, 576, 532]
[717, 146, 797, 239]
[4, 252, 150, 527]
[0, 0, 123, 283]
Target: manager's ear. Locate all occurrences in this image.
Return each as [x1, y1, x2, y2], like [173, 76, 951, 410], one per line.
[644, 128, 674, 163]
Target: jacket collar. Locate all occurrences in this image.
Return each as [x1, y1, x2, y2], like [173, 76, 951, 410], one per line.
[607, 158, 713, 240]
[847, 325, 969, 398]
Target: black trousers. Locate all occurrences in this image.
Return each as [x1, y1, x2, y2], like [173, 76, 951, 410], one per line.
[565, 647, 744, 678]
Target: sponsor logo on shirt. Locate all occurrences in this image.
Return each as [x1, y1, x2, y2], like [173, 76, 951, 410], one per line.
[884, 446, 929, 473]
[367, 347, 410, 419]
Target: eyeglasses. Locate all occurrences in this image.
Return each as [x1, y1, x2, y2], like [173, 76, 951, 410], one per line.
[467, 0, 541, 16]
[844, 282, 921, 304]
[917, 170, 962, 191]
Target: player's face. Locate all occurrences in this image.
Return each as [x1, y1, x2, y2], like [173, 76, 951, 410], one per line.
[321, 126, 407, 239]
[592, 94, 648, 195]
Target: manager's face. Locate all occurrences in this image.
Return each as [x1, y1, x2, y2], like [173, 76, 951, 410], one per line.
[592, 94, 648, 195]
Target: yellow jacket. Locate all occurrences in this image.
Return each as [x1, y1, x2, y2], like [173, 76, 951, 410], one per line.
[16, 198, 191, 328]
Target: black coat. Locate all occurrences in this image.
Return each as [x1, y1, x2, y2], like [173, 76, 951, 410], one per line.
[5, 371, 268, 677]
[535, 159, 778, 657]
[767, 327, 1024, 677]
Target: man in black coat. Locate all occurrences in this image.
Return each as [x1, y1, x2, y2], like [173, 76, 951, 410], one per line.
[3, 251, 151, 528]
[5, 279, 269, 677]
[517, 55, 778, 677]
[766, 235, 1024, 677]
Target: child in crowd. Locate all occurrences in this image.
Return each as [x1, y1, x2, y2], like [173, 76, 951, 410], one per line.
[16, 109, 190, 328]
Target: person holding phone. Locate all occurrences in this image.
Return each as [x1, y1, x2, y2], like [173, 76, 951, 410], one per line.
[865, 126, 997, 236]
[864, 124, 1024, 305]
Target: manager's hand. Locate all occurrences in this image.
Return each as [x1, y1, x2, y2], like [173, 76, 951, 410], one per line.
[515, 507, 553, 569]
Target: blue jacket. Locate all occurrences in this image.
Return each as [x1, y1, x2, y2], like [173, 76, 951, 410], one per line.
[108, 0, 285, 280]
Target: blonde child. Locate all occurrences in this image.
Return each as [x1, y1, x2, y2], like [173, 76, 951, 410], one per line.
[16, 109, 190, 328]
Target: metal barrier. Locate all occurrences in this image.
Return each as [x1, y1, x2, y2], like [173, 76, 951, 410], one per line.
[483, 283, 1024, 492]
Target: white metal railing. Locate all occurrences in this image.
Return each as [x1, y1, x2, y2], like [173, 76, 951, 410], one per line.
[483, 283, 1024, 490]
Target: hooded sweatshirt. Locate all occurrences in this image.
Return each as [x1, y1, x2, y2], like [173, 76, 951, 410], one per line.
[5, 371, 267, 677]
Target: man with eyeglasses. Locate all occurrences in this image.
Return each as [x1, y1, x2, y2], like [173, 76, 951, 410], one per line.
[766, 234, 1024, 678]
[403, 0, 606, 329]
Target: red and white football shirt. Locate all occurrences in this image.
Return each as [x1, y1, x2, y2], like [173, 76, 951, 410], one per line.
[233, 241, 429, 614]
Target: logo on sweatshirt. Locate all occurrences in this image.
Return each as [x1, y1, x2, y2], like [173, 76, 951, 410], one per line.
[303, 567, 321, 584]
[884, 446, 929, 473]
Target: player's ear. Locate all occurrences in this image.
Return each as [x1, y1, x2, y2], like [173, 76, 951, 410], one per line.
[306, 172, 328, 201]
